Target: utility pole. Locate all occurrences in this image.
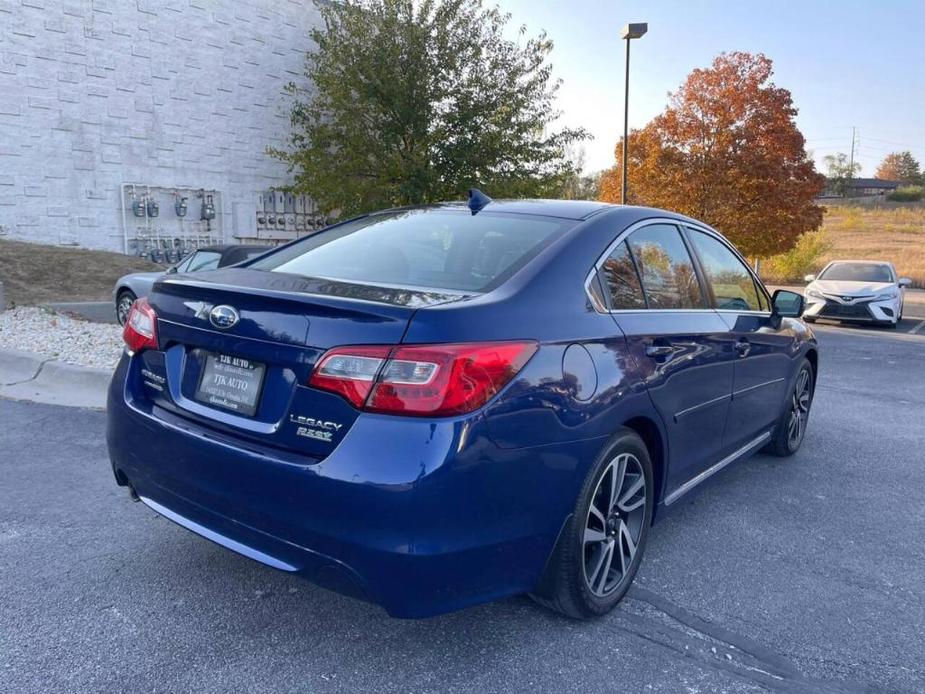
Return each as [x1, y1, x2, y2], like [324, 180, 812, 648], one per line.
[848, 127, 857, 181]
[620, 23, 647, 205]
[621, 36, 631, 204]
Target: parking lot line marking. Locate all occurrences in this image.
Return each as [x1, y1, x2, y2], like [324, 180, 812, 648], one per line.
[909, 320, 925, 335]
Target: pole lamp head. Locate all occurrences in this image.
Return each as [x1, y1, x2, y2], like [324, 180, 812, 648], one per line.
[621, 23, 648, 40]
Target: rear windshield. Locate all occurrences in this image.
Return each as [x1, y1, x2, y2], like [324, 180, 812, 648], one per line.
[249, 209, 572, 292]
[819, 263, 893, 283]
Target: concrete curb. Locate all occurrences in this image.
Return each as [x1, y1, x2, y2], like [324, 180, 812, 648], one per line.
[43, 301, 117, 325]
[0, 348, 45, 386]
[0, 348, 111, 409]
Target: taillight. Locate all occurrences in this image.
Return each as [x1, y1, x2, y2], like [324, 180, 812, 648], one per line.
[309, 346, 390, 408]
[122, 297, 159, 354]
[309, 341, 537, 417]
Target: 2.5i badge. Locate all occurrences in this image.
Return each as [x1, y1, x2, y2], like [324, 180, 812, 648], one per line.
[290, 414, 343, 443]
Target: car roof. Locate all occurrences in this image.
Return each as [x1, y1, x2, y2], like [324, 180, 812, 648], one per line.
[196, 244, 272, 254]
[826, 259, 893, 266]
[376, 199, 618, 221]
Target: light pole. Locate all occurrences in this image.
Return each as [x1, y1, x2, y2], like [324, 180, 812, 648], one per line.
[620, 22, 647, 205]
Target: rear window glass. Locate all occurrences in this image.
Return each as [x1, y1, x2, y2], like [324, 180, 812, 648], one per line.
[249, 209, 571, 292]
[819, 263, 893, 283]
[186, 251, 221, 272]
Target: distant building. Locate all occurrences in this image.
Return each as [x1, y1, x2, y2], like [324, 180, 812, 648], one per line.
[821, 178, 902, 198]
[0, 1, 323, 255]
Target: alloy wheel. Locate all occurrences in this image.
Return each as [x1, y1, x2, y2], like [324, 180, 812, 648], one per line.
[787, 369, 812, 449]
[582, 453, 646, 597]
[117, 295, 135, 326]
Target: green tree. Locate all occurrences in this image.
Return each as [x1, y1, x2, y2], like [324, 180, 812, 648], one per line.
[823, 152, 861, 197]
[876, 151, 923, 185]
[272, 0, 588, 216]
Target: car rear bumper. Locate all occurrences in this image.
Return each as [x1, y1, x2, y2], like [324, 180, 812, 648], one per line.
[107, 355, 603, 617]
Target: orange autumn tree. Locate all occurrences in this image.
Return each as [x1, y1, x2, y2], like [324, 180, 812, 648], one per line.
[601, 52, 825, 258]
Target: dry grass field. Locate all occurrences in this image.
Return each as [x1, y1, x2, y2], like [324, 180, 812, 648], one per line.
[0, 239, 160, 306]
[820, 205, 925, 285]
[763, 204, 925, 286]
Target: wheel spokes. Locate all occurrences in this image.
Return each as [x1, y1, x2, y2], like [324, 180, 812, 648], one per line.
[588, 503, 606, 529]
[617, 474, 645, 512]
[607, 456, 627, 514]
[584, 527, 606, 545]
[588, 540, 614, 593]
[787, 369, 812, 446]
[583, 452, 647, 597]
[619, 520, 636, 569]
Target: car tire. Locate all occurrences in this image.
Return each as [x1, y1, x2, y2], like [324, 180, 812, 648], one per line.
[767, 359, 814, 457]
[530, 428, 654, 619]
[115, 289, 137, 326]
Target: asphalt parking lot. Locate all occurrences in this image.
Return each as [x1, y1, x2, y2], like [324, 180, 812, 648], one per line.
[2, 325, 924, 693]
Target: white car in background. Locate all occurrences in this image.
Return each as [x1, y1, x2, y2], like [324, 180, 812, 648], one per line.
[803, 260, 911, 328]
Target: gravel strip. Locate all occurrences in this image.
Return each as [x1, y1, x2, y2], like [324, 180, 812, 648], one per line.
[0, 307, 123, 369]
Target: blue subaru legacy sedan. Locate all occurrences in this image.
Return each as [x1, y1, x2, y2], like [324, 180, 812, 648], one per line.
[107, 192, 817, 619]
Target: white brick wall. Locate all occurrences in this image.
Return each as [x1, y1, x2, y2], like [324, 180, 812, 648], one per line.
[0, 0, 320, 252]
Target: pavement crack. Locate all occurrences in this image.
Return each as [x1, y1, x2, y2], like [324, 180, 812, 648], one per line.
[623, 587, 874, 694]
[1, 357, 52, 387]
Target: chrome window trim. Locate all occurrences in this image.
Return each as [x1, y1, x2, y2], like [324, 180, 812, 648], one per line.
[593, 308, 718, 315]
[583, 270, 608, 313]
[715, 309, 773, 317]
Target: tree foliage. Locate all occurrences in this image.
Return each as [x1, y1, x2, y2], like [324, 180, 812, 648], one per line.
[600, 52, 825, 258]
[272, 0, 588, 216]
[875, 151, 923, 185]
[823, 152, 861, 197]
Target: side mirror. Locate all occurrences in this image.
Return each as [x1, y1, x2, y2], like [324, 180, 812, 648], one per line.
[166, 265, 178, 274]
[772, 289, 804, 321]
[898, 277, 911, 287]
[803, 274, 816, 283]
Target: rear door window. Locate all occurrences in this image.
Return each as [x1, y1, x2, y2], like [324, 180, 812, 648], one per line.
[625, 225, 704, 309]
[249, 209, 572, 292]
[600, 241, 646, 309]
[688, 230, 764, 311]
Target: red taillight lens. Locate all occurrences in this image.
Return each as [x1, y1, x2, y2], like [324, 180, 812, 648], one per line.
[122, 297, 159, 354]
[309, 341, 537, 417]
[309, 346, 391, 408]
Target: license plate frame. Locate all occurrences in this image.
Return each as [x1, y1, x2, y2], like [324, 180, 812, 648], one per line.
[193, 352, 267, 417]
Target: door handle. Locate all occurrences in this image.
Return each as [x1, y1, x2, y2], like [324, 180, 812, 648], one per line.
[645, 344, 674, 359]
[734, 339, 751, 358]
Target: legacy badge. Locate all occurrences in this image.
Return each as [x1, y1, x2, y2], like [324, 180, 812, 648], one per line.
[291, 414, 343, 443]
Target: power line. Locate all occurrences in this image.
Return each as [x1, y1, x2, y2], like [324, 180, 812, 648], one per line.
[861, 136, 922, 148]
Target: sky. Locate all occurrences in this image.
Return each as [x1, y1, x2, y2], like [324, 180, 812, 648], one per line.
[496, 0, 925, 177]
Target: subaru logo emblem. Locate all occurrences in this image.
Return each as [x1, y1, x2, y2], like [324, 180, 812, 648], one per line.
[209, 305, 239, 329]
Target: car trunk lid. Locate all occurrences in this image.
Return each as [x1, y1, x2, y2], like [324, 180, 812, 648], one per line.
[134, 268, 469, 459]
